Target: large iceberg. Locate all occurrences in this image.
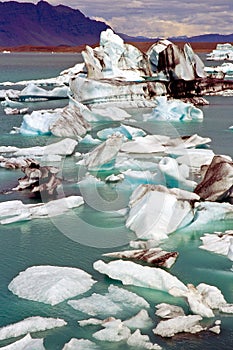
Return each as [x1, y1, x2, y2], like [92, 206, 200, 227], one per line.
[8, 265, 96, 305]
[206, 43, 233, 61]
[126, 184, 199, 240]
[93, 260, 187, 293]
[0, 316, 67, 341]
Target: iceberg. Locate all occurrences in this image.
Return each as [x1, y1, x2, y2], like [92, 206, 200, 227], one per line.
[0, 196, 84, 225]
[120, 135, 167, 154]
[155, 303, 185, 319]
[199, 231, 233, 261]
[97, 124, 146, 141]
[206, 43, 233, 61]
[127, 329, 162, 349]
[8, 265, 96, 305]
[78, 133, 123, 170]
[0, 333, 45, 350]
[68, 284, 149, 317]
[126, 185, 199, 240]
[103, 247, 178, 268]
[92, 319, 131, 342]
[143, 96, 203, 121]
[153, 315, 204, 337]
[0, 316, 67, 341]
[123, 310, 153, 330]
[194, 155, 233, 202]
[176, 149, 215, 170]
[62, 338, 99, 350]
[19, 82, 68, 100]
[93, 260, 187, 293]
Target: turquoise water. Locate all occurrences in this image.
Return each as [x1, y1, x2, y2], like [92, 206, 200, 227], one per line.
[0, 53, 233, 349]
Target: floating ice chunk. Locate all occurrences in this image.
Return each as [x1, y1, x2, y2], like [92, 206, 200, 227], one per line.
[176, 149, 215, 169]
[79, 134, 123, 170]
[62, 338, 99, 350]
[155, 303, 185, 319]
[122, 169, 159, 187]
[169, 283, 227, 318]
[165, 134, 211, 151]
[115, 156, 158, 172]
[157, 156, 197, 191]
[127, 329, 162, 349]
[105, 173, 124, 183]
[68, 284, 149, 317]
[0, 196, 84, 225]
[126, 184, 199, 240]
[144, 96, 203, 121]
[0, 316, 67, 341]
[3, 138, 78, 157]
[93, 260, 187, 293]
[123, 310, 153, 330]
[92, 319, 131, 342]
[77, 173, 105, 188]
[121, 135, 167, 154]
[20, 110, 59, 136]
[153, 315, 204, 337]
[219, 304, 233, 314]
[0, 333, 45, 350]
[206, 43, 233, 61]
[80, 135, 102, 145]
[78, 318, 105, 327]
[8, 265, 96, 305]
[103, 247, 178, 268]
[200, 231, 233, 260]
[97, 124, 146, 141]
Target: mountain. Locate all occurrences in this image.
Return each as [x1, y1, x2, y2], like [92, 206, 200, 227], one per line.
[0, 0, 110, 46]
[169, 33, 233, 43]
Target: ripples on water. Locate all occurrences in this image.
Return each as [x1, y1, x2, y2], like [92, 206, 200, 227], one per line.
[0, 53, 232, 349]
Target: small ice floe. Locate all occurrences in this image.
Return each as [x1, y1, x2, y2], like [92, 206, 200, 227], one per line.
[93, 260, 187, 293]
[105, 173, 124, 183]
[0, 156, 36, 169]
[194, 155, 233, 203]
[0, 196, 84, 225]
[123, 310, 153, 330]
[103, 247, 178, 268]
[0, 316, 67, 341]
[120, 135, 168, 154]
[126, 184, 199, 241]
[206, 43, 233, 61]
[20, 109, 61, 136]
[127, 329, 162, 349]
[0, 333, 45, 349]
[1, 95, 25, 108]
[153, 315, 204, 337]
[8, 265, 96, 305]
[175, 148, 215, 170]
[4, 107, 29, 115]
[164, 134, 211, 151]
[97, 124, 146, 141]
[79, 134, 102, 145]
[169, 283, 228, 318]
[0, 89, 20, 100]
[92, 318, 131, 342]
[0, 138, 78, 157]
[78, 133, 124, 170]
[200, 231, 233, 261]
[19, 82, 68, 101]
[68, 284, 149, 317]
[143, 96, 203, 121]
[62, 338, 100, 350]
[121, 169, 159, 188]
[155, 303, 185, 319]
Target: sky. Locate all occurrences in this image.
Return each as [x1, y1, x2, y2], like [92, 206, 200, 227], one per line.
[3, 0, 233, 38]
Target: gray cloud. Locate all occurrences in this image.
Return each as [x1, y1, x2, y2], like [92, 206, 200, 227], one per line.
[2, 0, 233, 37]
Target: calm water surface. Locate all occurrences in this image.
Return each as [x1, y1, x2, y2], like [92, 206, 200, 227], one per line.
[0, 53, 232, 349]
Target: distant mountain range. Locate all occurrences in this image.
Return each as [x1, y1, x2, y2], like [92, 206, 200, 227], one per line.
[0, 1, 232, 47]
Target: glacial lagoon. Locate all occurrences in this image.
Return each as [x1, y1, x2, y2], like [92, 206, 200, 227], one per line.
[0, 52, 233, 349]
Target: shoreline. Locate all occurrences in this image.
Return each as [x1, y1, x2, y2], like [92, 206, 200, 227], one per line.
[0, 42, 230, 54]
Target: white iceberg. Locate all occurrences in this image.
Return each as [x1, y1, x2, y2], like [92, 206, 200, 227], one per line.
[123, 310, 153, 330]
[20, 110, 60, 136]
[127, 329, 162, 349]
[62, 338, 99, 350]
[97, 124, 146, 141]
[200, 231, 233, 261]
[93, 260, 187, 293]
[0, 333, 45, 350]
[155, 303, 185, 319]
[206, 43, 233, 61]
[143, 96, 203, 121]
[8, 265, 96, 305]
[126, 184, 199, 240]
[92, 319, 131, 342]
[0, 196, 84, 225]
[0, 316, 67, 341]
[153, 315, 204, 337]
[68, 284, 149, 317]
[78, 133, 123, 170]
[121, 135, 167, 154]
[176, 149, 215, 169]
